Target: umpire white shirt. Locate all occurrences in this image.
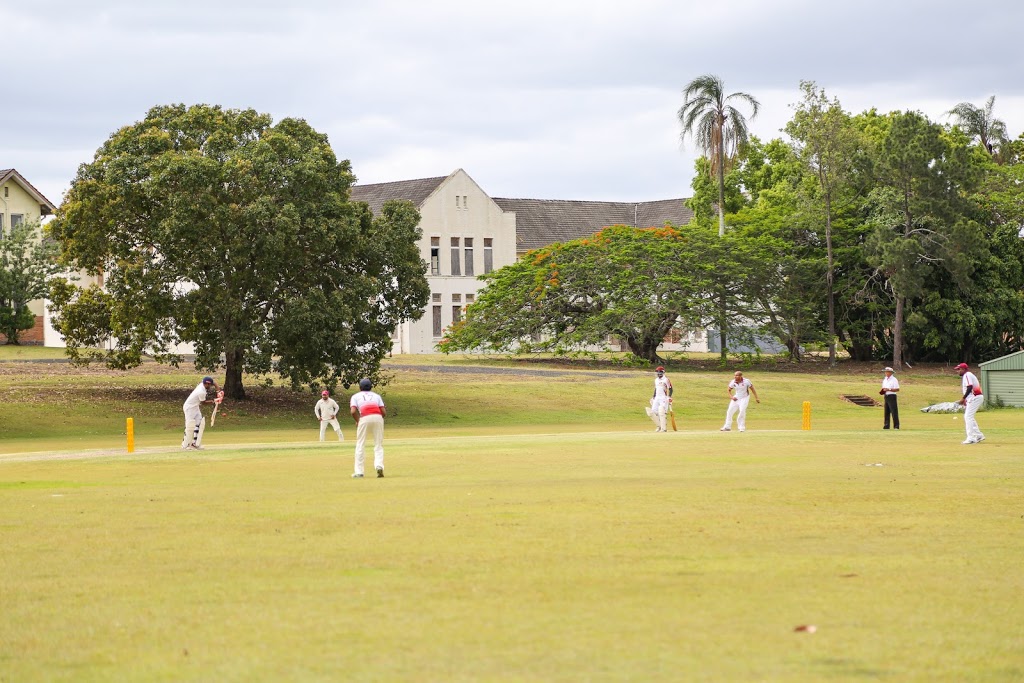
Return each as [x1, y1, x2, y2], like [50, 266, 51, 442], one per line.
[881, 375, 900, 394]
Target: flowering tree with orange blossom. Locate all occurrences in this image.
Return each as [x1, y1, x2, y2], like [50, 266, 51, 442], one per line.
[437, 224, 721, 363]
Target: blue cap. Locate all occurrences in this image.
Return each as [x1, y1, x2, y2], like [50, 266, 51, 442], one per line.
[203, 376, 214, 384]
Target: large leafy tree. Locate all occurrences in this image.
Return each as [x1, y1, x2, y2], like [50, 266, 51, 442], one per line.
[730, 138, 829, 360]
[48, 104, 428, 398]
[437, 225, 717, 363]
[865, 110, 983, 370]
[0, 219, 61, 344]
[785, 82, 863, 366]
[905, 134, 1024, 361]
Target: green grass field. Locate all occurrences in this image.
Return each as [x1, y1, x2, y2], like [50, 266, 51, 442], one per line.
[2, 357, 1022, 681]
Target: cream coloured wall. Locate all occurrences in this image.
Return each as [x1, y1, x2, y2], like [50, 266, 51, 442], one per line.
[392, 169, 517, 354]
[1, 178, 51, 316]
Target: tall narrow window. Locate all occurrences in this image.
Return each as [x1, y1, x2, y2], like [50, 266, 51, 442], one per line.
[430, 237, 440, 275]
[452, 306, 462, 323]
[483, 238, 493, 274]
[0, 213, 4, 239]
[464, 238, 474, 276]
[432, 306, 442, 337]
[463, 195, 468, 210]
[450, 237, 461, 276]
[455, 196, 461, 209]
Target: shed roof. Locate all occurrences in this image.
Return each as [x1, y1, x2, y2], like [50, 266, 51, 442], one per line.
[979, 349, 1024, 370]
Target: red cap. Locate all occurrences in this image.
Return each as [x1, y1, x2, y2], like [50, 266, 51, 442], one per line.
[656, 366, 665, 372]
[321, 390, 330, 396]
[955, 363, 968, 370]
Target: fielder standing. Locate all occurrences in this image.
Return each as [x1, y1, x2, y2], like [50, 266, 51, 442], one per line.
[955, 363, 985, 444]
[720, 370, 759, 432]
[880, 367, 900, 430]
[182, 376, 219, 450]
[315, 389, 345, 442]
[350, 378, 386, 478]
[649, 366, 673, 432]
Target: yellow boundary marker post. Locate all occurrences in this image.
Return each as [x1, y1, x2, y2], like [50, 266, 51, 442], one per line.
[126, 417, 135, 453]
[801, 401, 811, 431]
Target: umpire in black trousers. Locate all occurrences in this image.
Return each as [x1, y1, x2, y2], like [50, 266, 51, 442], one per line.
[880, 367, 900, 429]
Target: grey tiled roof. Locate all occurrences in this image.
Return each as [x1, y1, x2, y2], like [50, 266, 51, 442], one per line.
[348, 176, 447, 216]
[346, 173, 694, 252]
[493, 197, 693, 251]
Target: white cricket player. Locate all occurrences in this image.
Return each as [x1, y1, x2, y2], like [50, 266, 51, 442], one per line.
[315, 389, 344, 442]
[349, 378, 386, 478]
[955, 363, 985, 444]
[182, 376, 219, 450]
[649, 366, 673, 433]
[721, 370, 760, 432]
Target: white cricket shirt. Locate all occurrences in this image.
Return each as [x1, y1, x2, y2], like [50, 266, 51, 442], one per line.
[316, 398, 340, 420]
[183, 382, 208, 411]
[654, 375, 672, 399]
[729, 378, 753, 399]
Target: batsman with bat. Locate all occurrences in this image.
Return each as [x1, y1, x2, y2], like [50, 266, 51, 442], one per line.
[182, 376, 220, 450]
[648, 366, 673, 433]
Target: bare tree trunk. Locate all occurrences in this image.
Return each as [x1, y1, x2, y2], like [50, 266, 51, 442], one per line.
[892, 295, 905, 372]
[824, 190, 836, 367]
[224, 347, 247, 400]
[717, 149, 727, 238]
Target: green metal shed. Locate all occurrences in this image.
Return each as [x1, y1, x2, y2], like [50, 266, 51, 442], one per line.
[979, 350, 1024, 407]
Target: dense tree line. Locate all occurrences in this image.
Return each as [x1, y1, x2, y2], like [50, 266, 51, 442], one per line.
[442, 81, 1024, 368]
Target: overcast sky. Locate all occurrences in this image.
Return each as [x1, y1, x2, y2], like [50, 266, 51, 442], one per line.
[5, 0, 1024, 207]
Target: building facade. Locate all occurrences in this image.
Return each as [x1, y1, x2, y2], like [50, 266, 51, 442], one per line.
[349, 170, 517, 354]
[351, 169, 703, 354]
[0, 169, 57, 344]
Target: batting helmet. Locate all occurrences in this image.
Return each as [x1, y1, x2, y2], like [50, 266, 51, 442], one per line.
[358, 378, 372, 391]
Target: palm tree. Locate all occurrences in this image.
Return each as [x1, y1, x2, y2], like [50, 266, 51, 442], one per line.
[678, 75, 760, 237]
[946, 95, 1008, 158]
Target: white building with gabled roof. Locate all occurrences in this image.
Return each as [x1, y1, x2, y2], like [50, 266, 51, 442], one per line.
[350, 169, 700, 354]
[350, 169, 517, 354]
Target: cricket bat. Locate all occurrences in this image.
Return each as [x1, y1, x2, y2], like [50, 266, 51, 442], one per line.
[211, 390, 225, 426]
[669, 404, 678, 431]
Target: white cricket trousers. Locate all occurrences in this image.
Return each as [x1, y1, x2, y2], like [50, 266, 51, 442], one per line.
[964, 394, 984, 442]
[650, 398, 669, 431]
[319, 418, 343, 442]
[723, 396, 751, 431]
[183, 407, 205, 447]
[354, 414, 384, 475]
